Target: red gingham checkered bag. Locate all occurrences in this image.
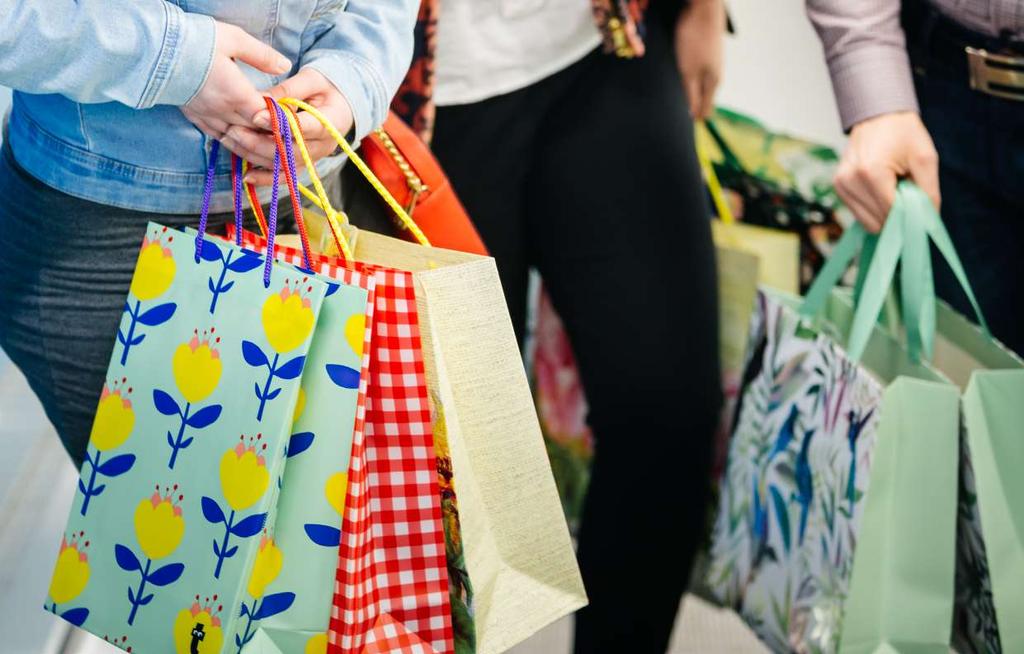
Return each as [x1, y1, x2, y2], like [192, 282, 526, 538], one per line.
[232, 228, 454, 654]
[363, 615, 437, 654]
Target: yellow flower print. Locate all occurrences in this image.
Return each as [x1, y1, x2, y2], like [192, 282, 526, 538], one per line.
[173, 330, 223, 404]
[220, 440, 270, 512]
[120, 229, 179, 366]
[49, 533, 90, 604]
[131, 237, 176, 301]
[90, 383, 135, 452]
[234, 532, 295, 648]
[173, 597, 224, 654]
[80, 378, 139, 516]
[293, 387, 307, 423]
[325, 471, 348, 516]
[134, 489, 186, 560]
[261, 280, 315, 354]
[305, 633, 328, 654]
[247, 535, 284, 599]
[344, 313, 366, 357]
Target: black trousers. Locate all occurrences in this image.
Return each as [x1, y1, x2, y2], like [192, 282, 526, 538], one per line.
[903, 4, 1024, 356]
[431, 22, 721, 654]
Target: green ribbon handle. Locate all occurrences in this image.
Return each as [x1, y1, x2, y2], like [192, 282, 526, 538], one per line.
[799, 180, 989, 364]
[899, 181, 989, 336]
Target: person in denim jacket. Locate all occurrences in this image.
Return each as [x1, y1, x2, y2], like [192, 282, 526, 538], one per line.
[0, 0, 416, 465]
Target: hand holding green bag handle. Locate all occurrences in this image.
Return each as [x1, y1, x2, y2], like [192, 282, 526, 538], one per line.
[798, 181, 1024, 653]
[45, 105, 332, 653]
[708, 182, 966, 653]
[814, 183, 1024, 654]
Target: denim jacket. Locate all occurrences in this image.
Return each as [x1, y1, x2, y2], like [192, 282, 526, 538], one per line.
[0, 0, 416, 213]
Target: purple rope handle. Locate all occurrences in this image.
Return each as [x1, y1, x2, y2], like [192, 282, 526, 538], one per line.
[232, 153, 244, 246]
[194, 139, 279, 286]
[272, 101, 312, 270]
[262, 143, 282, 288]
[193, 139, 221, 263]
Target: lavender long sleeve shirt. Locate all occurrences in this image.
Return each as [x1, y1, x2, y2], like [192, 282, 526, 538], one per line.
[806, 0, 1024, 129]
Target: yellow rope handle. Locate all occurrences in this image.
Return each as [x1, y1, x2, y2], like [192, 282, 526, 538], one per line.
[279, 97, 431, 248]
[240, 159, 264, 236]
[238, 108, 355, 261]
[696, 131, 735, 226]
[279, 104, 354, 261]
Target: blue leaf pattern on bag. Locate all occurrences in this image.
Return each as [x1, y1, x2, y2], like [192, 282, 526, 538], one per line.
[708, 290, 883, 652]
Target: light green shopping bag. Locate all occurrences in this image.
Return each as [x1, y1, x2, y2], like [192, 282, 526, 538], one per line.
[930, 299, 1024, 654]
[864, 186, 1024, 653]
[708, 183, 962, 653]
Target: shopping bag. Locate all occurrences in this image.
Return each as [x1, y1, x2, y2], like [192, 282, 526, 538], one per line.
[701, 141, 800, 475]
[222, 105, 378, 654]
[231, 99, 457, 654]
[862, 188, 1024, 653]
[942, 310, 1024, 653]
[708, 183, 963, 653]
[852, 296, 1024, 654]
[696, 109, 846, 290]
[45, 139, 328, 653]
[241, 98, 585, 654]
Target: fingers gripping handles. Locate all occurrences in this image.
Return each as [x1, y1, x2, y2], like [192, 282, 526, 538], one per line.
[799, 181, 988, 364]
[237, 97, 434, 265]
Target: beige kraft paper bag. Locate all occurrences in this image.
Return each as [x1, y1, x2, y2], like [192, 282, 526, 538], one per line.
[342, 226, 588, 654]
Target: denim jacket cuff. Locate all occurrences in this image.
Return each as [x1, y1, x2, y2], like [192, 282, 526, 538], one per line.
[301, 53, 387, 142]
[142, 6, 217, 109]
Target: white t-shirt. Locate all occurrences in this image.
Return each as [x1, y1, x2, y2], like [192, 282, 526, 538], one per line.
[433, 0, 602, 106]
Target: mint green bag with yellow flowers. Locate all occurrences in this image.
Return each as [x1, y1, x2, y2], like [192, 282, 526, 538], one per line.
[240, 256, 373, 654]
[44, 134, 349, 654]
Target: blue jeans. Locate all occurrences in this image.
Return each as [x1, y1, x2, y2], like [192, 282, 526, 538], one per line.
[909, 25, 1024, 355]
[0, 142, 319, 467]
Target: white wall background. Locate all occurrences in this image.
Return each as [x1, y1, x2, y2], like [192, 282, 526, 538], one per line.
[717, 0, 846, 150]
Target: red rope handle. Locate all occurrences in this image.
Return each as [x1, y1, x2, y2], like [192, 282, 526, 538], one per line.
[263, 96, 315, 267]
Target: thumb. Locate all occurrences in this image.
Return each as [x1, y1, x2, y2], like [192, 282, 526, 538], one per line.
[906, 147, 941, 213]
[265, 67, 328, 101]
[223, 26, 291, 75]
[254, 68, 329, 128]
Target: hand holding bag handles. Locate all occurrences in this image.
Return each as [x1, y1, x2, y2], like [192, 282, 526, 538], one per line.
[799, 181, 989, 364]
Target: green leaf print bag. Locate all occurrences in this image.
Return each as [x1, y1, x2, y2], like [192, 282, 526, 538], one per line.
[708, 183, 965, 653]
[45, 133, 332, 654]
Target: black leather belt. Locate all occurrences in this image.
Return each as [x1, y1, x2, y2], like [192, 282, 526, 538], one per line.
[903, 0, 1024, 101]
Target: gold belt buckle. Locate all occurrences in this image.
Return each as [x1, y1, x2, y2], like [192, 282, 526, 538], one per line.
[966, 46, 1024, 101]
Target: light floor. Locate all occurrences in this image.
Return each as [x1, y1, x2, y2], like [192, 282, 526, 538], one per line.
[0, 353, 766, 654]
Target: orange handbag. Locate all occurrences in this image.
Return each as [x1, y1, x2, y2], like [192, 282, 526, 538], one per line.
[360, 111, 488, 255]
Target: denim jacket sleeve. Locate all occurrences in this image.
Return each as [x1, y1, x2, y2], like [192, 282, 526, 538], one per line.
[0, 0, 215, 109]
[299, 0, 418, 141]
